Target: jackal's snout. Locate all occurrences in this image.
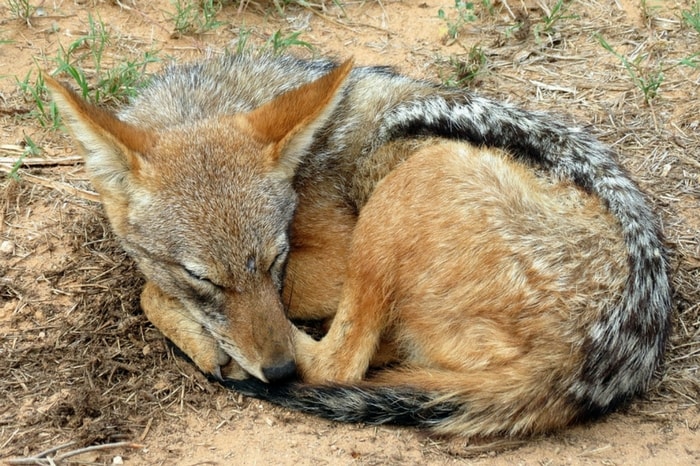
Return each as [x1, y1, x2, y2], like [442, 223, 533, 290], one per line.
[252, 312, 297, 383]
[262, 358, 297, 382]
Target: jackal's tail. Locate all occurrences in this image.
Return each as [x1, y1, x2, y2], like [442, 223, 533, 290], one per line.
[220, 377, 456, 429]
[218, 366, 581, 437]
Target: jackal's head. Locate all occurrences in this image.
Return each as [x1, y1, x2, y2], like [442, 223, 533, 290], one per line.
[45, 59, 353, 383]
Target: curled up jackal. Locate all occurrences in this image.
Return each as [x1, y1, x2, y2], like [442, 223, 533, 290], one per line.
[45, 54, 672, 438]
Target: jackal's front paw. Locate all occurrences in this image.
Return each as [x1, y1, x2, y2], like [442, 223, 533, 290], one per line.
[189, 342, 231, 381]
[177, 330, 249, 381]
[140, 281, 244, 381]
[220, 358, 249, 381]
[293, 326, 372, 384]
[174, 333, 247, 381]
[293, 327, 359, 384]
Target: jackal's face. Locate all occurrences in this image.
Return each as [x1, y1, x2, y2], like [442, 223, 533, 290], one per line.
[45, 59, 353, 382]
[117, 120, 299, 382]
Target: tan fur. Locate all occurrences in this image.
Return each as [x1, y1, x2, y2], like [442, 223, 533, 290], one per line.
[282, 196, 354, 320]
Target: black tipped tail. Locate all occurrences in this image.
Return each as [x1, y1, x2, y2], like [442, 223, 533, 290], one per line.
[169, 339, 456, 428]
[216, 376, 458, 428]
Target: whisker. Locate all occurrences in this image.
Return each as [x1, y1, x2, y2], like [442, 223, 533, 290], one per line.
[284, 276, 295, 317]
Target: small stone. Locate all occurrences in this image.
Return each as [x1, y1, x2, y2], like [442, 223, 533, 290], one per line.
[0, 240, 14, 255]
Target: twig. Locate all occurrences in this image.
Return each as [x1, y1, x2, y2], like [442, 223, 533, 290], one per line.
[32, 442, 77, 459]
[4, 458, 45, 465]
[0, 428, 20, 451]
[529, 79, 577, 94]
[7, 441, 142, 465]
[306, 8, 362, 32]
[138, 417, 154, 442]
[0, 144, 24, 156]
[5, 441, 76, 465]
[54, 442, 143, 462]
[0, 107, 31, 116]
[500, 0, 516, 19]
[0, 164, 100, 202]
[0, 155, 84, 166]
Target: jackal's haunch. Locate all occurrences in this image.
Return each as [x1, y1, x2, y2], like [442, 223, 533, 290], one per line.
[46, 54, 671, 438]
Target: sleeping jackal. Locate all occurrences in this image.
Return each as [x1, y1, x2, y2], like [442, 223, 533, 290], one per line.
[45, 54, 671, 437]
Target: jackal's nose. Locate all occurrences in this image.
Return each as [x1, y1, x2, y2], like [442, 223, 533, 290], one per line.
[262, 359, 297, 382]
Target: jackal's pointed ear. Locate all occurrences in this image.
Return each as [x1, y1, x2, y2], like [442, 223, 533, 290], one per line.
[43, 74, 156, 196]
[244, 59, 354, 179]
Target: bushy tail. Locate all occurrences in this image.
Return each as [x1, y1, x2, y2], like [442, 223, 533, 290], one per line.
[375, 93, 672, 411]
[218, 365, 580, 437]
[219, 377, 457, 428]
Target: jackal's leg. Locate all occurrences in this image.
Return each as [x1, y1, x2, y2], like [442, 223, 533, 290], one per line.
[293, 253, 392, 383]
[140, 281, 247, 380]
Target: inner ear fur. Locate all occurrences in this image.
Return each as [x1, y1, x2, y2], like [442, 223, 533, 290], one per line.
[43, 74, 155, 193]
[244, 58, 354, 178]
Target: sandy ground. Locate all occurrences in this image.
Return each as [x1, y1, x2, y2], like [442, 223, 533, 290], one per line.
[1, 0, 699, 464]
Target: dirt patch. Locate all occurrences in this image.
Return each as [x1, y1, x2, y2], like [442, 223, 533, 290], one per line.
[1, 0, 699, 464]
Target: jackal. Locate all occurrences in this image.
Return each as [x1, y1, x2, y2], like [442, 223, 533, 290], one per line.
[46, 54, 671, 437]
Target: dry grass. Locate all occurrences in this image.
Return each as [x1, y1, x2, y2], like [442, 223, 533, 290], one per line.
[1, 0, 698, 463]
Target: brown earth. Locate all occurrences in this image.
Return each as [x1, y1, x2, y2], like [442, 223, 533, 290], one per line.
[1, 0, 699, 464]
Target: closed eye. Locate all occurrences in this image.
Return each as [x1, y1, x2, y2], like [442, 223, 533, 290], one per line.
[268, 248, 289, 273]
[268, 253, 282, 273]
[183, 266, 221, 289]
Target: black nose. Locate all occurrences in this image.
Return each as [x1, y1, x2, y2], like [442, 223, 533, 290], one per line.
[262, 359, 297, 382]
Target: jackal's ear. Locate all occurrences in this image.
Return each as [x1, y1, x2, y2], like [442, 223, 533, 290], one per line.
[43, 74, 155, 196]
[244, 59, 353, 179]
